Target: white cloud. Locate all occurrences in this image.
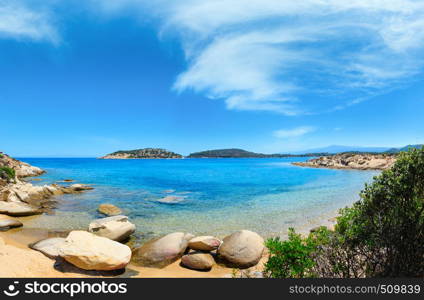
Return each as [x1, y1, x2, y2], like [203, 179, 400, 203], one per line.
[141, 0, 424, 114]
[0, 0, 58, 43]
[273, 126, 316, 139]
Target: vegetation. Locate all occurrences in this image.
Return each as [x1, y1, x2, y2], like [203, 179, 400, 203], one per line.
[187, 148, 328, 158]
[265, 147, 424, 278]
[102, 148, 183, 159]
[0, 166, 16, 181]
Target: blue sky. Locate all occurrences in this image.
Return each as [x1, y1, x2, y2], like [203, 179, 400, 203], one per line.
[1, 0, 424, 157]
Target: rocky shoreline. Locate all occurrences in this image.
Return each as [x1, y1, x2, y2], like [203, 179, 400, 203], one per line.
[292, 153, 396, 170]
[0, 153, 270, 278]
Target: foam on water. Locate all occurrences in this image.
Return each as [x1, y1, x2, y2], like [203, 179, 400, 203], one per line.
[20, 157, 378, 239]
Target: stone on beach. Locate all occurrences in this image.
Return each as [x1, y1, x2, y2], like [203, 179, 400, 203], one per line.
[188, 236, 221, 251]
[30, 237, 66, 259]
[217, 230, 264, 269]
[0, 217, 23, 230]
[132, 232, 194, 268]
[59, 231, 132, 271]
[181, 251, 215, 271]
[0, 201, 41, 216]
[88, 215, 136, 242]
[97, 203, 122, 216]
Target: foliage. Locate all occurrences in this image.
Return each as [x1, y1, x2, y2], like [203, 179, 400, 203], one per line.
[0, 166, 16, 180]
[335, 147, 424, 277]
[264, 227, 330, 278]
[265, 147, 424, 278]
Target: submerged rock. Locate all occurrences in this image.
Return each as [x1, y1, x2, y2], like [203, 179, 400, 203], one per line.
[217, 230, 264, 269]
[88, 215, 135, 242]
[97, 203, 122, 216]
[59, 231, 132, 271]
[30, 237, 65, 259]
[181, 251, 215, 271]
[188, 236, 221, 251]
[132, 232, 194, 268]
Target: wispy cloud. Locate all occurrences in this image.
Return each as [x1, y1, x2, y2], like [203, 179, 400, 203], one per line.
[93, 0, 424, 115]
[0, 0, 58, 44]
[273, 126, 316, 139]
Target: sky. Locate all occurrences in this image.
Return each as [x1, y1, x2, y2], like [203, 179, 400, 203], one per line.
[1, 0, 424, 157]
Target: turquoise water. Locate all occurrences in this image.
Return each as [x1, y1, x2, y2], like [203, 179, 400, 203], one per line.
[19, 157, 378, 239]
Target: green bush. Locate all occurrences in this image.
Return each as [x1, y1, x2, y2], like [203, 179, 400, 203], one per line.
[265, 147, 424, 278]
[335, 147, 424, 277]
[264, 227, 330, 278]
[0, 166, 16, 180]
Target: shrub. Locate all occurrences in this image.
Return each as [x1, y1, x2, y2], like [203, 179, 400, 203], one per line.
[264, 227, 330, 278]
[0, 166, 16, 180]
[335, 147, 424, 277]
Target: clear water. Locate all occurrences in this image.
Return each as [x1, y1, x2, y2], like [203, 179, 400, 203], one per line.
[19, 157, 378, 240]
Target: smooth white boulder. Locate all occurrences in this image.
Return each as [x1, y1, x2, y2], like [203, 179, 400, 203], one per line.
[0, 201, 41, 216]
[59, 231, 132, 271]
[88, 215, 135, 242]
[30, 237, 65, 258]
[181, 251, 215, 270]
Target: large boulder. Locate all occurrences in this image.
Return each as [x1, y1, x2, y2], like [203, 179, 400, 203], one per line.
[132, 232, 194, 268]
[0, 201, 41, 216]
[59, 231, 131, 271]
[217, 230, 264, 268]
[181, 251, 215, 271]
[0, 218, 23, 230]
[88, 215, 135, 242]
[188, 236, 221, 251]
[97, 204, 122, 216]
[29, 237, 65, 259]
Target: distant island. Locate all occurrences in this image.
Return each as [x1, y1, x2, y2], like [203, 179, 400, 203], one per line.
[100, 148, 183, 159]
[99, 145, 423, 160]
[186, 148, 327, 158]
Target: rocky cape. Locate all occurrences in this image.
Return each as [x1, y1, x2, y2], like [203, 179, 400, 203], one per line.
[0, 152, 93, 216]
[292, 153, 397, 170]
[99, 148, 183, 159]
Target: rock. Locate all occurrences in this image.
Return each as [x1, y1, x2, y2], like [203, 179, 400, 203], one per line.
[29, 237, 65, 258]
[188, 236, 221, 251]
[132, 232, 194, 268]
[69, 184, 94, 191]
[156, 196, 184, 204]
[0, 201, 41, 216]
[59, 231, 131, 271]
[181, 251, 215, 270]
[97, 204, 122, 216]
[88, 215, 135, 242]
[0, 218, 23, 230]
[217, 230, 264, 268]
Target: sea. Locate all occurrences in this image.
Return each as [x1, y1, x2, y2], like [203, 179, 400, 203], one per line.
[19, 157, 378, 241]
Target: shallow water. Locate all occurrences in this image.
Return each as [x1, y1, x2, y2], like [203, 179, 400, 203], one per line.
[19, 157, 378, 240]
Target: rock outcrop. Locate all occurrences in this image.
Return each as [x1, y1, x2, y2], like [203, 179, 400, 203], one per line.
[132, 232, 194, 268]
[217, 230, 264, 269]
[0, 152, 94, 216]
[100, 148, 183, 159]
[58, 231, 132, 271]
[293, 153, 396, 170]
[88, 215, 136, 242]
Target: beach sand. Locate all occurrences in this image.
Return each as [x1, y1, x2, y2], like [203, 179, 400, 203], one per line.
[0, 225, 261, 278]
